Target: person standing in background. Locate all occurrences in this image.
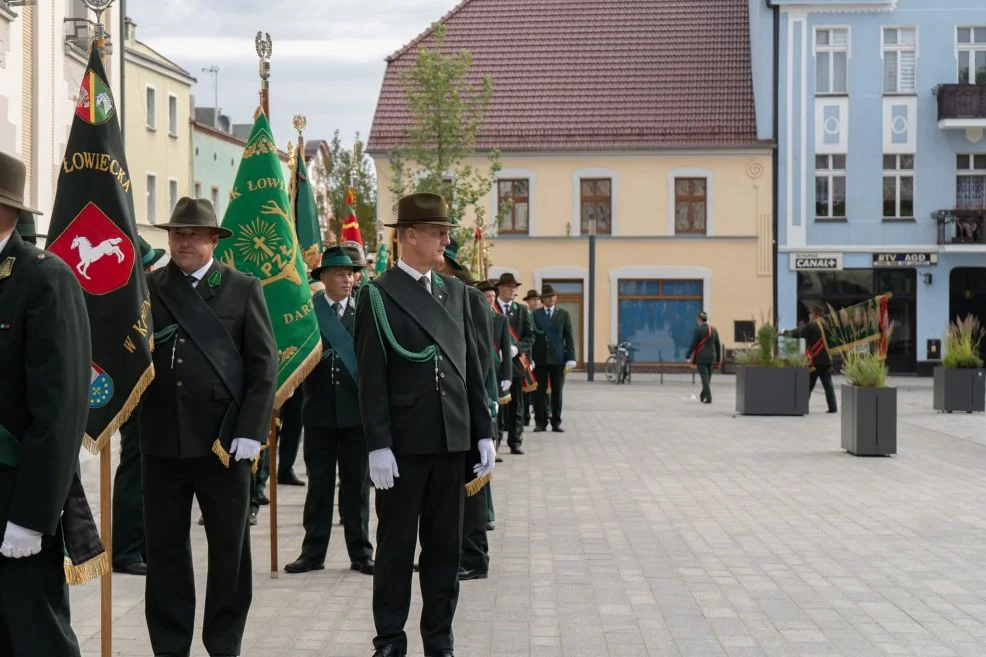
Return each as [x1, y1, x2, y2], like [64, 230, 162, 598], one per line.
[531, 284, 576, 432]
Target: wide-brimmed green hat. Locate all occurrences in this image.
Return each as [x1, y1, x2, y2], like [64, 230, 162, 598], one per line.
[311, 245, 358, 278]
[384, 192, 454, 228]
[339, 240, 367, 267]
[158, 197, 232, 238]
[139, 235, 166, 268]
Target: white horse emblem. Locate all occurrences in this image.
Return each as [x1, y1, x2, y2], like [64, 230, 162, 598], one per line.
[71, 235, 125, 280]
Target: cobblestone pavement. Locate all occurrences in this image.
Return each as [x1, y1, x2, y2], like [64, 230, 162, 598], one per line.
[73, 374, 986, 657]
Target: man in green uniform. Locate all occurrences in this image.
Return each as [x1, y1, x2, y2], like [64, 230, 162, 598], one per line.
[532, 284, 576, 432]
[284, 246, 374, 575]
[141, 198, 278, 657]
[686, 311, 722, 404]
[0, 150, 92, 656]
[782, 306, 837, 413]
[494, 273, 535, 455]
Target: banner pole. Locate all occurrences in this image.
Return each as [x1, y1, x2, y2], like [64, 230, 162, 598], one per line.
[268, 413, 278, 577]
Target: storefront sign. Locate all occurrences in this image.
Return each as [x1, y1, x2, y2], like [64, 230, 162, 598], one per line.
[872, 252, 938, 267]
[789, 252, 843, 271]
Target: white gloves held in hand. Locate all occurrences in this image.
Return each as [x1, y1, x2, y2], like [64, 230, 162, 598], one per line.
[369, 448, 399, 489]
[230, 438, 262, 461]
[1, 522, 42, 559]
[473, 439, 496, 478]
[509, 345, 519, 359]
[499, 380, 512, 393]
[565, 360, 577, 370]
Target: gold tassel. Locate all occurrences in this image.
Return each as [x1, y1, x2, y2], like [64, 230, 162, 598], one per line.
[63, 550, 109, 586]
[497, 393, 512, 406]
[274, 340, 322, 409]
[522, 382, 538, 393]
[465, 473, 492, 497]
[211, 439, 231, 468]
[82, 364, 156, 455]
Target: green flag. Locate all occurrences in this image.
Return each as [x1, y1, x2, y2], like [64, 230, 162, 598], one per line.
[291, 146, 322, 272]
[216, 112, 321, 408]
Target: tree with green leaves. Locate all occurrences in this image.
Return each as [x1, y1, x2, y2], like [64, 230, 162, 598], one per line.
[388, 23, 502, 272]
[328, 131, 378, 250]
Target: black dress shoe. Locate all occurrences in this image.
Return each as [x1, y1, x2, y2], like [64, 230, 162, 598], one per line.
[249, 511, 258, 526]
[284, 555, 325, 573]
[277, 471, 305, 486]
[495, 455, 503, 463]
[533, 426, 546, 433]
[372, 645, 406, 657]
[486, 521, 495, 531]
[254, 492, 270, 505]
[551, 426, 564, 433]
[113, 561, 147, 576]
[458, 567, 488, 581]
[510, 446, 525, 455]
[350, 557, 374, 575]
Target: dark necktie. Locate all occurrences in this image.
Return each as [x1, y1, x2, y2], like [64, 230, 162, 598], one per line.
[186, 275, 197, 287]
[419, 275, 429, 290]
[332, 301, 341, 316]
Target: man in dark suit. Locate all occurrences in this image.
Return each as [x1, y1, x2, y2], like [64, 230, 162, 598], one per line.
[356, 192, 494, 657]
[0, 151, 92, 657]
[686, 311, 722, 404]
[140, 197, 278, 657]
[532, 284, 576, 432]
[284, 246, 374, 575]
[783, 306, 837, 413]
[521, 289, 540, 425]
[493, 273, 535, 455]
[480, 281, 512, 462]
[112, 236, 166, 577]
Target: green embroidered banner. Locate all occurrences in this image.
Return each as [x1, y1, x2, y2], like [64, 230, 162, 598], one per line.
[291, 145, 322, 272]
[216, 112, 321, 407]
[821, 293, 893, 356]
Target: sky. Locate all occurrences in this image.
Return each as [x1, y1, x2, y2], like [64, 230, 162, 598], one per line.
[126, 0, 461, 150]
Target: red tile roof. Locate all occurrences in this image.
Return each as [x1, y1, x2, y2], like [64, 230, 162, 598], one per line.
[368, 0, 764, 153]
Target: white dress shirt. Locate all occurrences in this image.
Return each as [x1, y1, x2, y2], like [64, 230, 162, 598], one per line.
[323, 294, 349, 317]
[497, 297, 512, 315]
[397, 258, 431, 294]
[183, 258, 214, 288]
[0, 233, 11, 256]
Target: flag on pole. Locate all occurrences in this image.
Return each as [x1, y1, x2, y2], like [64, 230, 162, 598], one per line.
[340, 188, 364, 245]
[215, 111, 321, 407]
[46, 45, 154, 454]
[290, 145, 322, 271]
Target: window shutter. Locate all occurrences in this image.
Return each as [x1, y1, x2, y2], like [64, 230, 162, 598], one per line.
[899, 51, 916, 92]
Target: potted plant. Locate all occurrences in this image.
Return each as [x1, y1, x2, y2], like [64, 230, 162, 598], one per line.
[840, 343, 896, 456]
[735, 318, 811, 416]
[933, 314, 986, 413]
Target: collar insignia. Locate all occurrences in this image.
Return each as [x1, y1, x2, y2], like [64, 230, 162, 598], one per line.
[207, 270, 221, 288]
[0, 257, 14, 280]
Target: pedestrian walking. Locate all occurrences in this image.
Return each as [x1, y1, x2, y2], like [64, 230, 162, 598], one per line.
[783, 306, 838, 413]
[686, 311, 722, 403]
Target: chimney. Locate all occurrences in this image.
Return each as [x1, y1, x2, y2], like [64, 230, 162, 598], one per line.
[124, 17, 136, 43]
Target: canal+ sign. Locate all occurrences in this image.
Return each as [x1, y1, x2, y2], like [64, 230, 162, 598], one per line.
[789, 252, 843, 271]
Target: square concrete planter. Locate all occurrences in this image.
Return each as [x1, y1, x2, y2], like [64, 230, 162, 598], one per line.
[933, 367, 986, 413]
[735, 366, 810, 416]
[841, 385, 897, 456]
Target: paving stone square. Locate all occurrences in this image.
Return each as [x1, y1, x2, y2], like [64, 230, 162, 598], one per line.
[74, 374, 986, 656]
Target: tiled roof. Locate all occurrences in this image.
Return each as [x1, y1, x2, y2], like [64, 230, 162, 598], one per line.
[368, 0, 764, 153]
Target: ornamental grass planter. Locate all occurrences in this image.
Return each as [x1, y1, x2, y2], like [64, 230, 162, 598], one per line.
[841, 385, 896, 456]
[735, 366, 810, 416]
[932, 367, 986, 413]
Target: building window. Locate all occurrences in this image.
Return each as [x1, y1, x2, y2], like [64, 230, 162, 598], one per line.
[579, 178, 611, 235]
[616, 280, 703, 363]
[146, 174, 157, 224]
[497, 179, 529, 234]
[883, 155, 914, 219]
[882, 27, 916, 94]
[815, 154, 847, 219]
[674, 178, 707, 235]
[956, 154, 986, 209]
[958, 27, 986, 84]
[815, 28, 849, 94]
[194, 181, 202, 198]
[145, 87, 156, 130]
[211, 186, 221, 216]
[168, 179, 178, 212]
[168, 94, 178, 136]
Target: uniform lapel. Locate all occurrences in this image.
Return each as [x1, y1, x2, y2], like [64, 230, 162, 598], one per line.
[0, 233, 25, 299]
[343, 298, 356, 334]
[196, 260, 222, 303]
[432, 272, 448, 307]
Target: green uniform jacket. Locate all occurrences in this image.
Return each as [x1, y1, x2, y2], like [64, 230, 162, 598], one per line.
[687, 324, 722, 365]
[532, 306, 576, 365]
[0, 233, 91, 536]
[303, 294, 361, 431]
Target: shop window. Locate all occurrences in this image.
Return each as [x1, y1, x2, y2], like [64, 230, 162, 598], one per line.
[616, 279, 703, 363]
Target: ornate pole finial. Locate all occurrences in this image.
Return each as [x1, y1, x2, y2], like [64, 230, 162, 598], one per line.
[82, 0, 114, 54]
[293, 115, 307, 137]
[255, 31, 272, 117]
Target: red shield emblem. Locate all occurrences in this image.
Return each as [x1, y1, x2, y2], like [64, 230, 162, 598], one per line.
[48, 202, 135, 295]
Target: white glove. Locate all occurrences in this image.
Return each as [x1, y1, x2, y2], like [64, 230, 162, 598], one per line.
[530, 360, 535, 369]
[369, 448, 399, 490]
[565, 360, 576, 370]
[509, 345, 518, 359]
[230, 437, 262, 462]
[473, 439, 496, 478]
[500, 380, 512, 392]
[1, 522, 43, 559]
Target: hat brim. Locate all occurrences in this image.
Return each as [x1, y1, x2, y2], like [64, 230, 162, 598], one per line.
[523, 294, 540, 300]
[142, 248, 166, 268]
[157, 221, 233, 239]
[383, 217, 456, 228]
[311, 264, 361, 279]
[0, 195, 42, 216]
[497, 280, 522, 287]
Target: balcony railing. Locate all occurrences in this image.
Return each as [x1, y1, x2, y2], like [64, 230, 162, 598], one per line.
[936, 84, 986, 122]
[935, 208, 986, 245]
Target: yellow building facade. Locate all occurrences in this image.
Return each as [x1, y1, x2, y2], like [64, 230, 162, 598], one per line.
[122, 18, 195, 251]
[374, 152, 774, 366]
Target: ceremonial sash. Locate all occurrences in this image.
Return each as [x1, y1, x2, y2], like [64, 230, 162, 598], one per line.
[691, 325, 713, 365]
[493, 302, 537, 392]
[535, 310, 565, 362]
[313, 291, 358, 383]
[153, 273, 244, 450]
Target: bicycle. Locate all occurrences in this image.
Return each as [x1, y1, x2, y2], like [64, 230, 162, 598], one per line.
[604, 341, 634, 384]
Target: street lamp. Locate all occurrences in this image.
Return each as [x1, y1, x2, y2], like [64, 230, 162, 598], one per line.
[587, 214, 597, 381]
[202, 66, 220, 128]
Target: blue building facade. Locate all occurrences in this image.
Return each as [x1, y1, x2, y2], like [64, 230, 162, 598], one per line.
[753, 0, 986, 373]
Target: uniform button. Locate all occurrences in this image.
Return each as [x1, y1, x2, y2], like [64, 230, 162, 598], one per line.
[440, 372, 446, 379]
[176, 380, 183, 387]
[176, 358, 183, 365]
[441, 391, 447, 397]
[439, 355, 444, 361]
[179, 338, 186, 344]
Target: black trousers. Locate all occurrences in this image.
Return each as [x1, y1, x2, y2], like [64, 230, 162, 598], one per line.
[0, 534, 80, 657]
[501, 377, 525, 447]
[460, 482, 489, 574]
[534, 364, 565, 428]
[697, 363, 714, 402]
[300, 426, 372, 563]
[523, 391, 532, 424]
[276, 388, 303, 479]
[810, 366, 838, 412]
[112, 409, 144, 568]
[143, 455, 253, 657]
[373, 453, 464, 655]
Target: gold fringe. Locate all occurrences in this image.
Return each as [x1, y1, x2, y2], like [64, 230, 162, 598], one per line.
[497, 393, 512, 406]
[211, 439, 231, 468]
[522, 382, 538, 393]
[829, 333, 881, 354]
[274, 341, 322, 409]
[63, 550, 109, 586]
[82, 364, 155, 455]
[465, 473, 492, 497]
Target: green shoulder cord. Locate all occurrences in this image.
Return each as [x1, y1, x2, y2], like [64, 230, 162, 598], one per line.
[365, 282, 441, 389]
